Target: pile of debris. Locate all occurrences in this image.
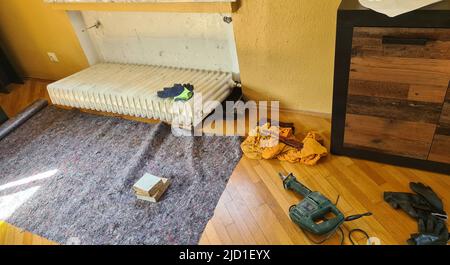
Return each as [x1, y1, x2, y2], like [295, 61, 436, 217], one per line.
[241, 121, 328, 165]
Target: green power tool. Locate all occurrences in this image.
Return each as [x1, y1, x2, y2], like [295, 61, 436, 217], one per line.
[279, 173, 345, 236]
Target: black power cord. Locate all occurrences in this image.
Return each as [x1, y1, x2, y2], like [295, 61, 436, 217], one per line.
[346, 212, 373, 222]
[348, 228, 371, 245]
[345, 212, 373, 245]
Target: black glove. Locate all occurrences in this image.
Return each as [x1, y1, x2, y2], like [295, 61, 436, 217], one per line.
[407, 215, 449, 245]
[410, 182, 444, 213]
[384, 182, 449, 245]
[384, 192, 434, 219]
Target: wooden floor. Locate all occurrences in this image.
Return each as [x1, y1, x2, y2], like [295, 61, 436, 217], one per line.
[0, 79, 449, 245]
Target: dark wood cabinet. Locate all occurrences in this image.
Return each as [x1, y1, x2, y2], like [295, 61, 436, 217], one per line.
[332, 0, 450, 174]
[0, 44, 22, 93]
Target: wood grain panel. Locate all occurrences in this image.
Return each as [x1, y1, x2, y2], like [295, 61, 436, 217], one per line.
[447, 84, 450, 101]
[354, 27, 450, 40]
[350, 56, 450, 87]
[429, 100, 450, 163]
[348, 27, 450, 162]
[347, 95, 442, 124]
[440, 102, 450, 127]
[436, 126, 450, 137]
[344, 114, 436, 159]
[352, 27, 450, 60]
[348, 79, 409, 99]
[429, 135, 450, 163]
[408, 85, 448, 103]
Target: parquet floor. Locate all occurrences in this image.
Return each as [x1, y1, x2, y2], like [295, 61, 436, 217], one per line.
[0, 79, 448, 245]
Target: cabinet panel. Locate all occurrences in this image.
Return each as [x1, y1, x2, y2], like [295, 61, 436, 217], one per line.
[429, 90, 450, 163]
[429, 134, 450, 164]
[350, 56, 450, 88]
[352, 27, 450, 60]
[344, 114, 436, 159]
[346, 95, 442, 124]
[344, 27, 450, 159]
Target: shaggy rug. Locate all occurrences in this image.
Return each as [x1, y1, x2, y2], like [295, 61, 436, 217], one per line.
[0, 106, 242, 245]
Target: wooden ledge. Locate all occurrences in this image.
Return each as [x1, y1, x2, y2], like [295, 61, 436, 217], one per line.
[46, 2, 240, 13]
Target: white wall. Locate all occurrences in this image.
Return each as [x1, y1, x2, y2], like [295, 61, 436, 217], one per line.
[80, 11, 240, 75]
[67, 11, 100, 66]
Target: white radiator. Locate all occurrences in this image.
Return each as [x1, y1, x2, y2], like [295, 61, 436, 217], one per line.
[47, 63, 235, 128]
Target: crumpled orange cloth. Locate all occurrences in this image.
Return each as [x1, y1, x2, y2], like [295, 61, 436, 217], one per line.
[301, 132, 328, 165]
[241, 123, 328, 165]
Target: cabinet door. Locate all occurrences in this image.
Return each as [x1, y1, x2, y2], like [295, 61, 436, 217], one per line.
[429, 88, 450, 163]
[343, 27, 450, 159]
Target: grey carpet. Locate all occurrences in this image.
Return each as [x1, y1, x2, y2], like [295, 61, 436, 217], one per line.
[0, 106, 242, 245]
[0, 99, 48, 141]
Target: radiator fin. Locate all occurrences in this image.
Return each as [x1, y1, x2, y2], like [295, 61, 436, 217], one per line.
[47, 63, 234, 127]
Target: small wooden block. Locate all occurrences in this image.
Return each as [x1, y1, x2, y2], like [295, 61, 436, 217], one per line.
[133, 173, 164, 196]
[136, 178, 171, 203]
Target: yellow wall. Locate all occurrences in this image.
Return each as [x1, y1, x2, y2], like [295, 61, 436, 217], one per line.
[0, 0, 341, 113]
[0, 0, 89, 80]
[233, 0, 341, 113]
